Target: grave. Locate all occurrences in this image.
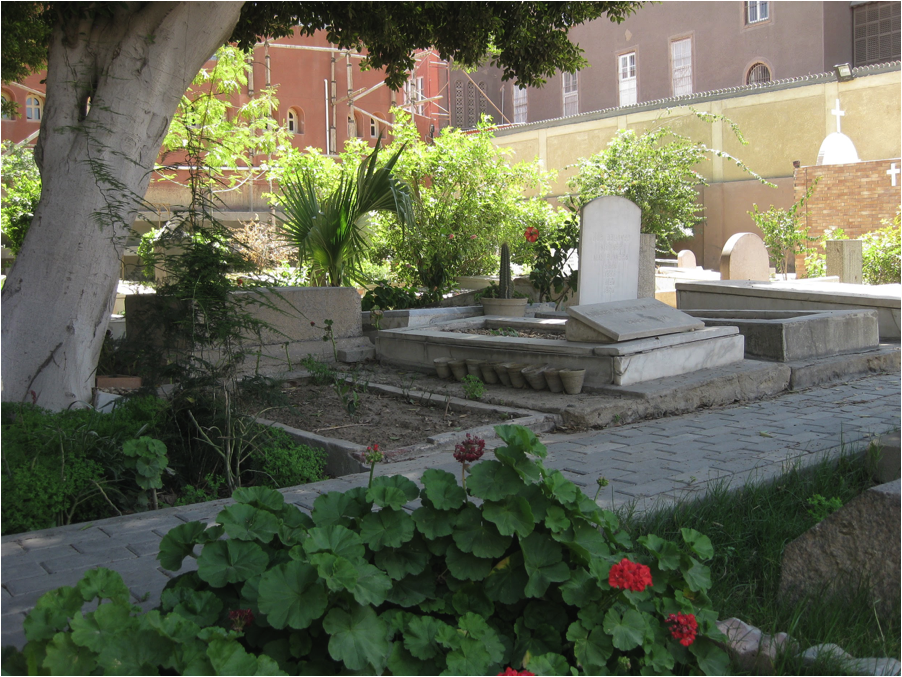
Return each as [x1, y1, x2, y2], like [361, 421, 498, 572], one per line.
[677, 249, 698, 268]
[376, 299, 745, 387]
[720, 232, 770, 281]
[675, 279, 902, 340]
[575, 196, 641, 304]
[825, 239, 862, 284]
[684, 309, 879, 361]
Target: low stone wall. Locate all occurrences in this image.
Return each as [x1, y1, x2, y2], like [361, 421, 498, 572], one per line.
[124, 286, 368, 371]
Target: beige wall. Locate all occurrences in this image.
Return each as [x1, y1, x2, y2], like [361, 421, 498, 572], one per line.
[491, 70, 901, 270]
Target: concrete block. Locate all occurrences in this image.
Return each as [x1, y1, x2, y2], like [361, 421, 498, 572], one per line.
[826, 239, 863, 284]
[779, 479, 901, 616]
[871, 431, 901, 484]
[337, 345, 376, 363]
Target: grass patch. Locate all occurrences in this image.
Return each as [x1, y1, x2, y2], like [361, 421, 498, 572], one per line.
[618, 444, 900, 674]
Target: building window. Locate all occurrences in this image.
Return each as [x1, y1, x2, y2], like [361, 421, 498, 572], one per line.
[286, 108, 304, 134]
[671, 38, 692, 96]
[853, 2, 901, 67]
[745, 0, 769, 24]
[406, 76, 425, 115]
[466, 82, 476, 127]
[370, 114, 381, 138]
[618, 53, 637, 107]
[25, 95, 43, 121]
[1, 93, 12, 120]
[477, 81, 487, 122]
[562, 72, 579, 116]
[746, 62, 771, 85]
[513, 86, 528, 124]
[454, 80, 464, 127]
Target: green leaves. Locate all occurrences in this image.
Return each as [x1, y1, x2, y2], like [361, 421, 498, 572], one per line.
[453, 503, 511, 557]
[258, 561, 328, 630]
[218, 503, 281, 542]
[482, 495, 535, 538]
[521, 532, 570, 597]
[367, 475, 419, 510]
[323, 605, 389, 672]
[466, 460, 524, 501]
[603, 607, 648, 651]
[158, 521, 207, 571]
[640, 533, 682, 570]
[681, 528, 715, 560]
[421, 468, 466, 509]
[360, 508, 415, 550]
[197, 540, 269, 587]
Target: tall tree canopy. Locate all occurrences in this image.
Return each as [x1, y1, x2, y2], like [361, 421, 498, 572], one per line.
[1, 1, 641, 411]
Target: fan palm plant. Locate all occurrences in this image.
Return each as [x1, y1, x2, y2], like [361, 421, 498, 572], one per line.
[277, 141, 414, 287]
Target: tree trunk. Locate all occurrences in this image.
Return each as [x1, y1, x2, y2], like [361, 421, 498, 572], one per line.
[1, 2, 243, 411]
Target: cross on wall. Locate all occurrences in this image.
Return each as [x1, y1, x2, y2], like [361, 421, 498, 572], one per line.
[831, 99, 845, 134]
[888, 163, 900, 187]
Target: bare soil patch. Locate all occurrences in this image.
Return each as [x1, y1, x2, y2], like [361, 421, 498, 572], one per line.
[446, 327, 566, 341]
[247, 380, 507, 450]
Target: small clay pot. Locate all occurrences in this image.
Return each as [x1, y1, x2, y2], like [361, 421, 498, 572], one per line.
[433, 357, 452, 379]
[448, 359, 468, 382]
[494, 362, 513, 386]
[506, 363, 529, 389]
[522, 365, 547, 391]
[559, 368, 586, 395]
[466, 358, 486, 378]
[480, 362, 500, 384]
[544, 367, 564, 394]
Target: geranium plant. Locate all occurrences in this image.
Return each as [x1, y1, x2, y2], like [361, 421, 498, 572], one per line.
[3, 424, 728, 676]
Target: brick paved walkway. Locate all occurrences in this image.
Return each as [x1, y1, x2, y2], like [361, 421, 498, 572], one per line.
[2, 373, 899, 649]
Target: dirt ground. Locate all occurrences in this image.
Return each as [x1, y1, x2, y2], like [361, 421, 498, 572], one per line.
[447, 327, 565, 341]
[248, 378, 508, 450]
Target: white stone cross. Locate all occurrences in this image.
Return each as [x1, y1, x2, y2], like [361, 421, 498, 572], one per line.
[831, 98, 845, 134]
[888, 163, 900, 187]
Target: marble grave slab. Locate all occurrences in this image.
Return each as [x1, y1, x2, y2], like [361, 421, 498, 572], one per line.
[566, 298, 705, 342]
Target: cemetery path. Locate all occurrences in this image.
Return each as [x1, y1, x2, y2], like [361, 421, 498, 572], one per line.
[2, 372, 899, 650]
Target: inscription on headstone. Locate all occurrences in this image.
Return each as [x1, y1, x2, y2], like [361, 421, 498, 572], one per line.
[577, 196, 641, 305]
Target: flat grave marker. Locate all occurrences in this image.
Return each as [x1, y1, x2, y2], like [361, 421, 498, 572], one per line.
[566, 297, 705, 342]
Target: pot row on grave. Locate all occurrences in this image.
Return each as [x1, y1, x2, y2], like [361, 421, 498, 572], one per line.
[433, 357, 585, 395]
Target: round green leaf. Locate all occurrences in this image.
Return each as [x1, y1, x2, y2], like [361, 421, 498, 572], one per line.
[311, 489, 370, 527]
[544, 470, 579, 505]
[158, 521, 207, 571]
[603, 607, 647, 651]
[233, 485, 285, 512]
[412, 503, 456, 539]
[367, 475, 419, 509]
[161, 588, 223, 626]
[323, 605, 389, 672]
[350, 561, 394, 607]
[559, 567, 602, 607]
[69, 604, 135, 653]
[77, 568, 130, 604]
[360, 508, 416, 551]
[482, 495, 535, 538]
[421, 468, 466, 510]
[43, 633, 98, 675]
[466, 460, 524, 501]
[374, 538, 430, 580]
[681, 528, 715, 560]
[303, 524, 365, 562]
[446, 543, 493, 581]
[484, 552, 528, 605]
[452, 504, 510, 557]
[639, 533, 681, 570]
[681, 556, 712, 592]
[566, 620, 613, 672]
[521, 532, 570, 598]
[403, 615, 450, 660]
[258, 561, 328, 630]
[197, 539, 269, 588]
[217, 503, 281, 542]
[385, 569, 437, 607]
[309, 552, 359, 592]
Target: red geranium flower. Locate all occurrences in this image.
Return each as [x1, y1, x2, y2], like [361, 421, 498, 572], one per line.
[498, 669, 535, 676]
[448, 233, 455, 239]
[229, 608, 254, 632]
[666, 612, 698, 646]
[236, 277, 244, 286]
[608, 558, 653, 592]
[524, 226, 540, 243]
[453, 433, 485, 463]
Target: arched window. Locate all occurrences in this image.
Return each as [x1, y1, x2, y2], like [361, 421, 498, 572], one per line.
[354, 112, 364, 138]
[746, 62, 771, 85]
[287, 108, 304, 134]
[370, 113, 382, 138]
[25, 95, 43, 121]
[1, 92, 12, 120]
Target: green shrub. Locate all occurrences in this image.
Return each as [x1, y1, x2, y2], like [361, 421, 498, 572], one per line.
[257, 428, 327, 488]
[1, 397, 170, 534]
[803, 210, 900, 284]
[4, 424, 728, 675]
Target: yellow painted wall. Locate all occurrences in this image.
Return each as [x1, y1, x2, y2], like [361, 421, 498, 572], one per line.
[491, 70, 901, 269]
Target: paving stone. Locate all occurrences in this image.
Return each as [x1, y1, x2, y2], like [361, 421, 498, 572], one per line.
[42, 547, 136, 574]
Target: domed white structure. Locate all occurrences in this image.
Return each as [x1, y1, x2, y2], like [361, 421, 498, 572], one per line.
[816, 132, 860, 165]
[816, 98, 860, 165]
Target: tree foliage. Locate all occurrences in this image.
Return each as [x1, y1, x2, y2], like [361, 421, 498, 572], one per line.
[567, 109, 769, 252]
[367, 111, 558, 287]
[749, 180, 819, 278]
[0, 141, 42, 255]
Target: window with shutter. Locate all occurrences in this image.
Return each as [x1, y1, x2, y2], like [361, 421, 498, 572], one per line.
[618, 53, 637, 106]
[854, 2, 901, 67]
[563, 72, 579, 116]
[671, 38, 692, 96]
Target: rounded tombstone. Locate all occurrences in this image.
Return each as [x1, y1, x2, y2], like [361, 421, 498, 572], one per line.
[676, 249, 697, 268]
[720, 233, 770, 281]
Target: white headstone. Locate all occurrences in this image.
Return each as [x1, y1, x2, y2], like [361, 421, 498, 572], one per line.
[576, 196, 641, 305]
[720, 232, 770, 281]
[677, 250, 697, 268]
[566, 298, 705, 343]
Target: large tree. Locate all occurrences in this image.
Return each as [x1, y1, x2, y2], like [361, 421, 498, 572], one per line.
[1, 1, 640, 410]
